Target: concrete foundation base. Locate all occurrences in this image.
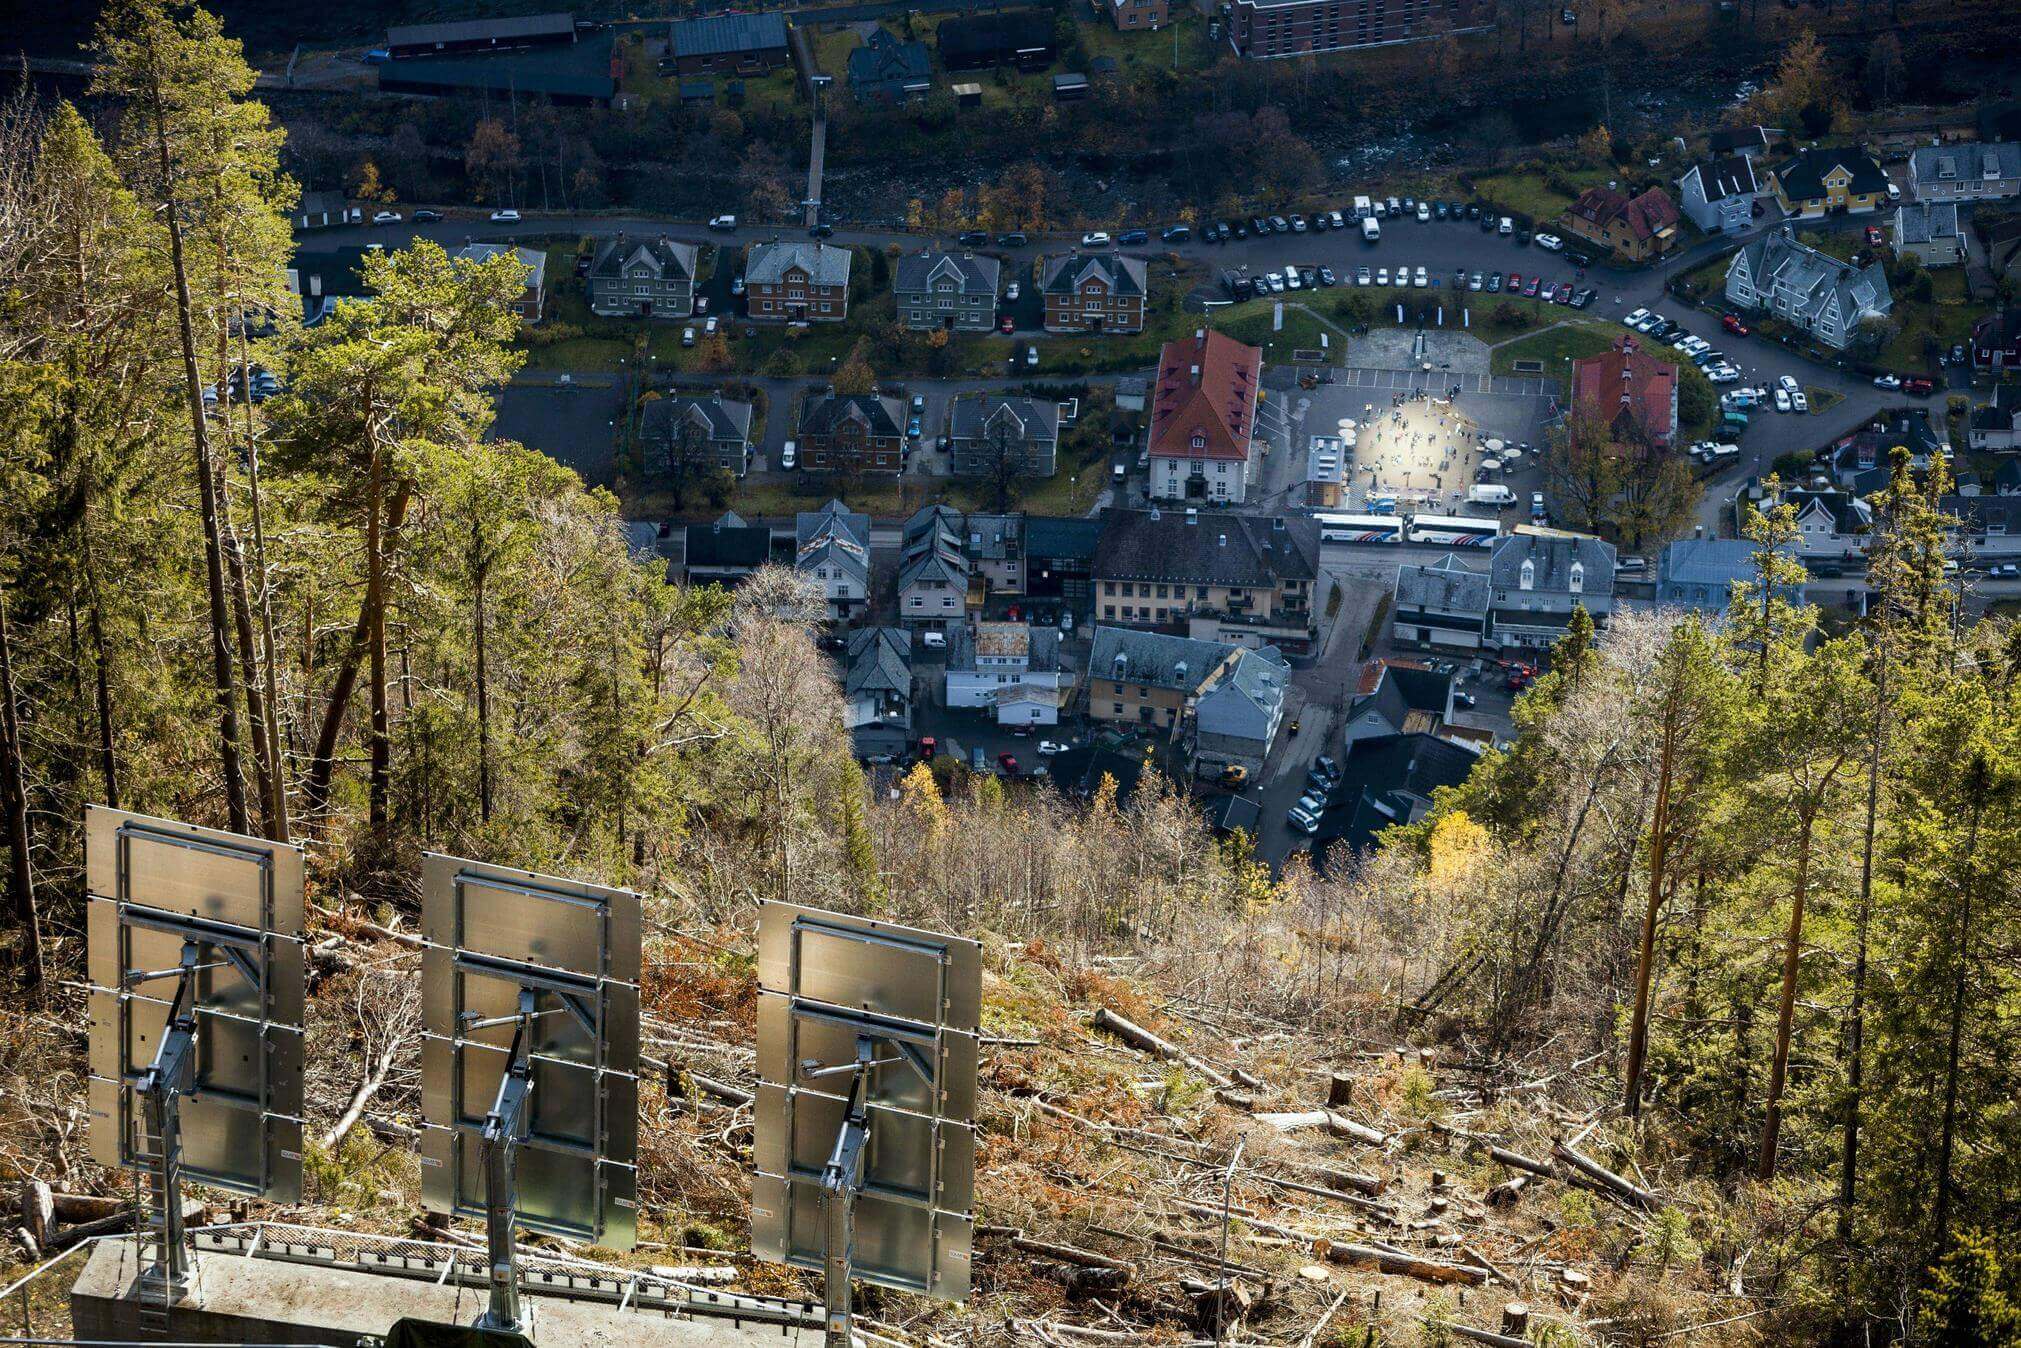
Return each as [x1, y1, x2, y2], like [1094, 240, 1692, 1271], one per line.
[71, 1240, 819, 1347]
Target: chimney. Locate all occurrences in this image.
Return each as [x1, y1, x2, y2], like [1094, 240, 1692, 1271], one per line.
[1174, 660, 1188, 680]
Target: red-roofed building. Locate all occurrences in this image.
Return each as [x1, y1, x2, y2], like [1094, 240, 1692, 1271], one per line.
[1570, 336, 1679, 448]
[1148, 328, 1263, 504]
[1562, 185, 1682, 261]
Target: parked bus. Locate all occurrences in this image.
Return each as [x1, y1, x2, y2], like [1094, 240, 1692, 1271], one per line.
[1406, 513, 1502, 547]
[1314, 512, 1406, 545]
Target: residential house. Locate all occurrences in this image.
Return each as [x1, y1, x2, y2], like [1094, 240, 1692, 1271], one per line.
[1677, 155, 1762, 234]
[294, 190, 357, 230]
[795, 500, 871, 620]
[1085, 627, 1237, 733]
[1092, 508, 1322, 652]
[587, 235, 697, 319]
[1391, 555, 1492, 651]
[746, 241, 852, 323]
[1560, 186, 1682, 261]
[1025, 515, 1104, 614]
[1342, 660, 1455, 746]
[1970, 384, 2021, 452]
[934, 10, 1057, 70]
[1193, 646, 1291, 779]
[897, 505, 972, 627]
[1894, 201, 1965, 266]
[1725, 229, 1892, 350]
[1114, 377, 1149, 413]
[1766, 146, 1891, 217]
[948, 395, 1059, 479]
[1939, 495, 2021, 560]
[667, 13, 789, 74]
[895, 249, 1000, 332]
[1309, 733, 1479, 868]
[798, 394, 906, 475]
[1973, 307, 2021, 372]
[1569, 335, 1679, 448]
[1098, 0, 1168, 30]
[945, 622, 1065, 725]
[1908, 141, 2021, 204]
[1986, 217, 2021, 288]
[640, 394, 754, 477]
[1487, 534, 1617, 649]
[1225, 0, 1495, 60]
[1826, 406, 1949, 493]
[1997, 459, 2021, 496]
[1147, 329, 1263, 504]
[963, 512, 1025, 596]
[1656, 538, 1803, 613]
[457, 243, 547, 323]
[1041, 253, 1148, 334]
[1708, 124, 1775, 160]
[1777, 487, 1873, 566]
[287, 247, 374, 325]
[844, 626, 913, 756]
[680, 510, 771, 587]
[847, 28, 932, 102]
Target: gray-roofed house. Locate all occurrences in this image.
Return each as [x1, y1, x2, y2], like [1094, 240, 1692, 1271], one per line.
[1343, 659, 1455, 746]
[1092, 508, 1321, 651]
[1391, 555, 1491, 651]
[1656, 538, 1803, 614]
[1194, 645, 1291, 778]
[287, 247, 376, 325]
[457, 243, 547, 322]
[799, 393, 905, 475]
[1726, 228, 1892, 350]
[945, 622, 1065, 724]
[1709, 124, 1775, 159]
[387, 13, 578, 59]
[1939, 495, 2021, 560]
[848, 28, 933, 103]
[1908, 141, 2021, 204]
[294, 190, 358, 231]
[1677, 155, 1761, 233]
[1085, 626, 1239, 734]
[962, 512, 1025, 595]
[796, 500, 872, 621]
[898, 505, 972, 628]
[895, 250, 1000, 331]
[1487, 534, 1617, 649]
[640, 393, 754, 477]
[1827, 406, 1950, 492]
[1042, 253, 1149, 334]
[1970, 384, 2021, 453]
[1309, 733, 1481, 868]
[746, 240, 853, 323]
[681, 510, 772, 587]
[668, 13, 789, 74]
[948, 395, 1059, 478]
[587, 235, 697, 318]
[376, 28, 615, 105]
[1779, 487, 1873, 564]
[845, 626, 913, 754]
[1025, 515, 1104, 611]
[1894, 201, 1965, 267]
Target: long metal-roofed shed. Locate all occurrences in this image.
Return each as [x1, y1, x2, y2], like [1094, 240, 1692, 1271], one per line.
[387, 13, 580, 59]
[376, 29, 618, 105]
[668, 12, 791, 74]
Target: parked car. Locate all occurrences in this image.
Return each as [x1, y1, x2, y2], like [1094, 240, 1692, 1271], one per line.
[1162, 225, 1191, 242]
[371, 210, 402, 224]
[1625, 307, 1651, 328]
[1722, 313, 1750, 336]
[1415, 201, 1431, 222]
[489, 209, 521, 223]
[921, 630, 947, 649]
[1469, 271, 1484, 291]
[708, 214, 737, 231]
[1288, 214, 1308, 233]
[1792, 390, 1809, 412]
[1118, 229, 1150, 245]
[1865, 224, 1885, 246]
[1905, 376, 1936, 396]
[1081, 231, 1111, 247]
[1873, 373, 1902, 390]
[1318, 266, 1338, 286]
[1038, 739, 1067, 757]
[1005, 281, 1020, 302]
[958, 229, 989, 246]
[1219, 764, 1249, 787]
[1025, 344, 1040, 368]
[999, 231, 1028, 247]
[997, 752, 1020, 775]
[1486, 272, 1503, 293]
[1773, 387, 1792, 412]
[1286, 807, 1320, 835]
[1534, 232, 1563, 250]
[1356, 265, 1371, 285]
[1499, 216, 1514, 235]
[411, 209, 442, 223]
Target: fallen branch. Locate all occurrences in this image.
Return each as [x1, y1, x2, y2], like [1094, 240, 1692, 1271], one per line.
[978, 1225, 1138, 1279]
[49, 1201, 205, 1253]
[1253, 1110, 1388, 1148]
[1433, 1323, 1530, 1348]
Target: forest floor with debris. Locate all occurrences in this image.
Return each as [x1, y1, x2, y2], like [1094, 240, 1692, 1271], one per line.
[0, 908, 1755, 1348]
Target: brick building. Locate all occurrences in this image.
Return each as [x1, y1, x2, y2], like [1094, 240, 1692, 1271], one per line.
[1225, 0, 1493, 60]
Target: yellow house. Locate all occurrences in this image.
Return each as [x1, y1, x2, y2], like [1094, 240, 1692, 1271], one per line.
[1768, 147, 1892, 218]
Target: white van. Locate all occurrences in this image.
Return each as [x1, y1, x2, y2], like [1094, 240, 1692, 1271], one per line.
[1498, 216, 1514, 235]
[1361, 217, 1381, 242]
[1467, 483, 1517, 506]
[779, 440, 796, 470]
[1352, 195, 1373, 219]
[921, 630, 947, 650]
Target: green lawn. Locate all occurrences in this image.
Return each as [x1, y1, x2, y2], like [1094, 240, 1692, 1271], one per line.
[1880, 272, 1982, 370]
[1489, 322, 1618, 377]
[1068, 11, 1212, 74]
[1469, 164, 1615, 225]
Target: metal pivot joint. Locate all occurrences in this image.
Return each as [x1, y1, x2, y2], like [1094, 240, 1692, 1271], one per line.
[131, 940, 206, 1294]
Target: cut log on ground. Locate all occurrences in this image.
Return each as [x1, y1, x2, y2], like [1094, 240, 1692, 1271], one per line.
[1437, 1323, 1531, 1348]
[980, 1226, 1138, 1280]
[1255, 1110, 1388, 1147]
[49, 1201, 205, 1253]
[1320, 1241, 1488, 1286]
[1551, 1140, 1660, 1208]
[1484, 1175, 1531, 1208]
[1090, 1007, 1234, 1089]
